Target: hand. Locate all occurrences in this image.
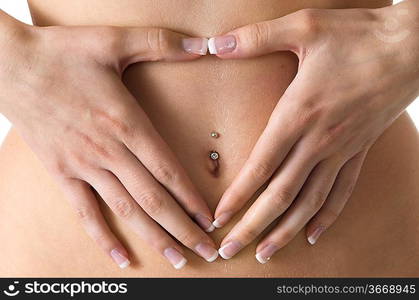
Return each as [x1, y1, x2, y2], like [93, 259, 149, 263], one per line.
[207, 2, 419, 261]
[0, 11, 218, 269]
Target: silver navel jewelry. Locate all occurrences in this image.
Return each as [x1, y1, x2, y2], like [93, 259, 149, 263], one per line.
[210, 151, 219, 160]
[210, 131, 219, 138]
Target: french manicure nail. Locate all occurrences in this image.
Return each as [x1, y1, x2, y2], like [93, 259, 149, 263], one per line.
[195, 214, 215, 232]
[195, 243, 219, 262]
[308, 226, 326, 245]
[110, 249, 130, 269]
[163, 247, 187, 269]
[208, 35, 237, 54]
[218, 240, 242, 259]
[212, 212, 233, 229]
[255, 244, 279, 264]
[182, 38, 208, 55]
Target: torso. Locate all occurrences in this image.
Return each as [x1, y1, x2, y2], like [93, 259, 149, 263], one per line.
[1, 0, 418, 277]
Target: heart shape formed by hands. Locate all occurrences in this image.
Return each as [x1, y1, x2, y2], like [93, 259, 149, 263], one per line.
[2, 0, 418, 271]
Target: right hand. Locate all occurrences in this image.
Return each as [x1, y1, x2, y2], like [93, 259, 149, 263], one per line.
[0, 13, 217, 269]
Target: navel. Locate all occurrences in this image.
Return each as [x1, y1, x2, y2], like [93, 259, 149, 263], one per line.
[208, 131, 221, 177]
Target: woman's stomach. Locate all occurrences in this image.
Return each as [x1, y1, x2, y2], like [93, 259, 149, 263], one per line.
[1, 0, 418, 277]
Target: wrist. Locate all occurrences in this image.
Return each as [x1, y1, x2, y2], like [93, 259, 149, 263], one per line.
[0, 10, 40, 71]
[357, 2, 419, 117]
[0, 10, 41, 115]
[395, 1, 419, 98]
[0, 10, 38, 86]
[377, 0, 419, 62]
[376, 1, 419, 95]
[0, 10, 36, 56]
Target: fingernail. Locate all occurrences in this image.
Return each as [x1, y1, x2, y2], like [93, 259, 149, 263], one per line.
[182, 37, 208, 55]
[308, 226, 326, 245]
[212, 212, 233, 229]
[208, 35, 236, 54]
[195, 214, 215, 232]
[110, 249, 130, 269]
[255, 244, 279, 264]
[195, 243, 219, 262]
[218, 240, 242, 259]
[163, 247, 187, 269]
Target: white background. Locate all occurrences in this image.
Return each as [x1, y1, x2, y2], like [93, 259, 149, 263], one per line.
[0, 0, 418, 145]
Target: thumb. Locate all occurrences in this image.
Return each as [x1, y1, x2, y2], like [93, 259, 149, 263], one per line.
[208, 10, 311, 59]
[116, 27, 208, 68]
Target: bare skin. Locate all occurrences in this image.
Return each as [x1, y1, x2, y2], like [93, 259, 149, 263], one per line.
[0, 10, 218, 269]
[0, 0, 418, 276]
[212, 0, 419, 262]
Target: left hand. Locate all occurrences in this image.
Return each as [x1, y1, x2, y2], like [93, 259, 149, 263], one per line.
[208, 3, 419, 262]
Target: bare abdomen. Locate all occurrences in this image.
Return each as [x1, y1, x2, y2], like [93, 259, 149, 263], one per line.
[1, 0, 418, 277]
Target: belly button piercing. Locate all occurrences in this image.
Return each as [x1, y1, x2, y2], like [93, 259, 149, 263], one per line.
[210, 131, 219, 139]
[208, 150, 220, 177]
[210, 151, 219, 160]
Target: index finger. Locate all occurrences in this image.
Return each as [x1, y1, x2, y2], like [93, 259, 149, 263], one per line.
[107, 149, 219, 263]
[214, 86, 303, 228]
[105, 81, 215, 232]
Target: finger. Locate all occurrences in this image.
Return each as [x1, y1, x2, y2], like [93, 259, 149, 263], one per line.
[214, 88, 303, 228]
[118, 27, 209, 66]
[105, 149, 219, 263]
[85, 169, 194, 269]
[255, 156, 344, 264]
[217, 140, 318, 259]
[207, 9, 314, 58]
[113, 84, 214, 232]
[59, 178, 131, 269]
[306, 150, 368, 245]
